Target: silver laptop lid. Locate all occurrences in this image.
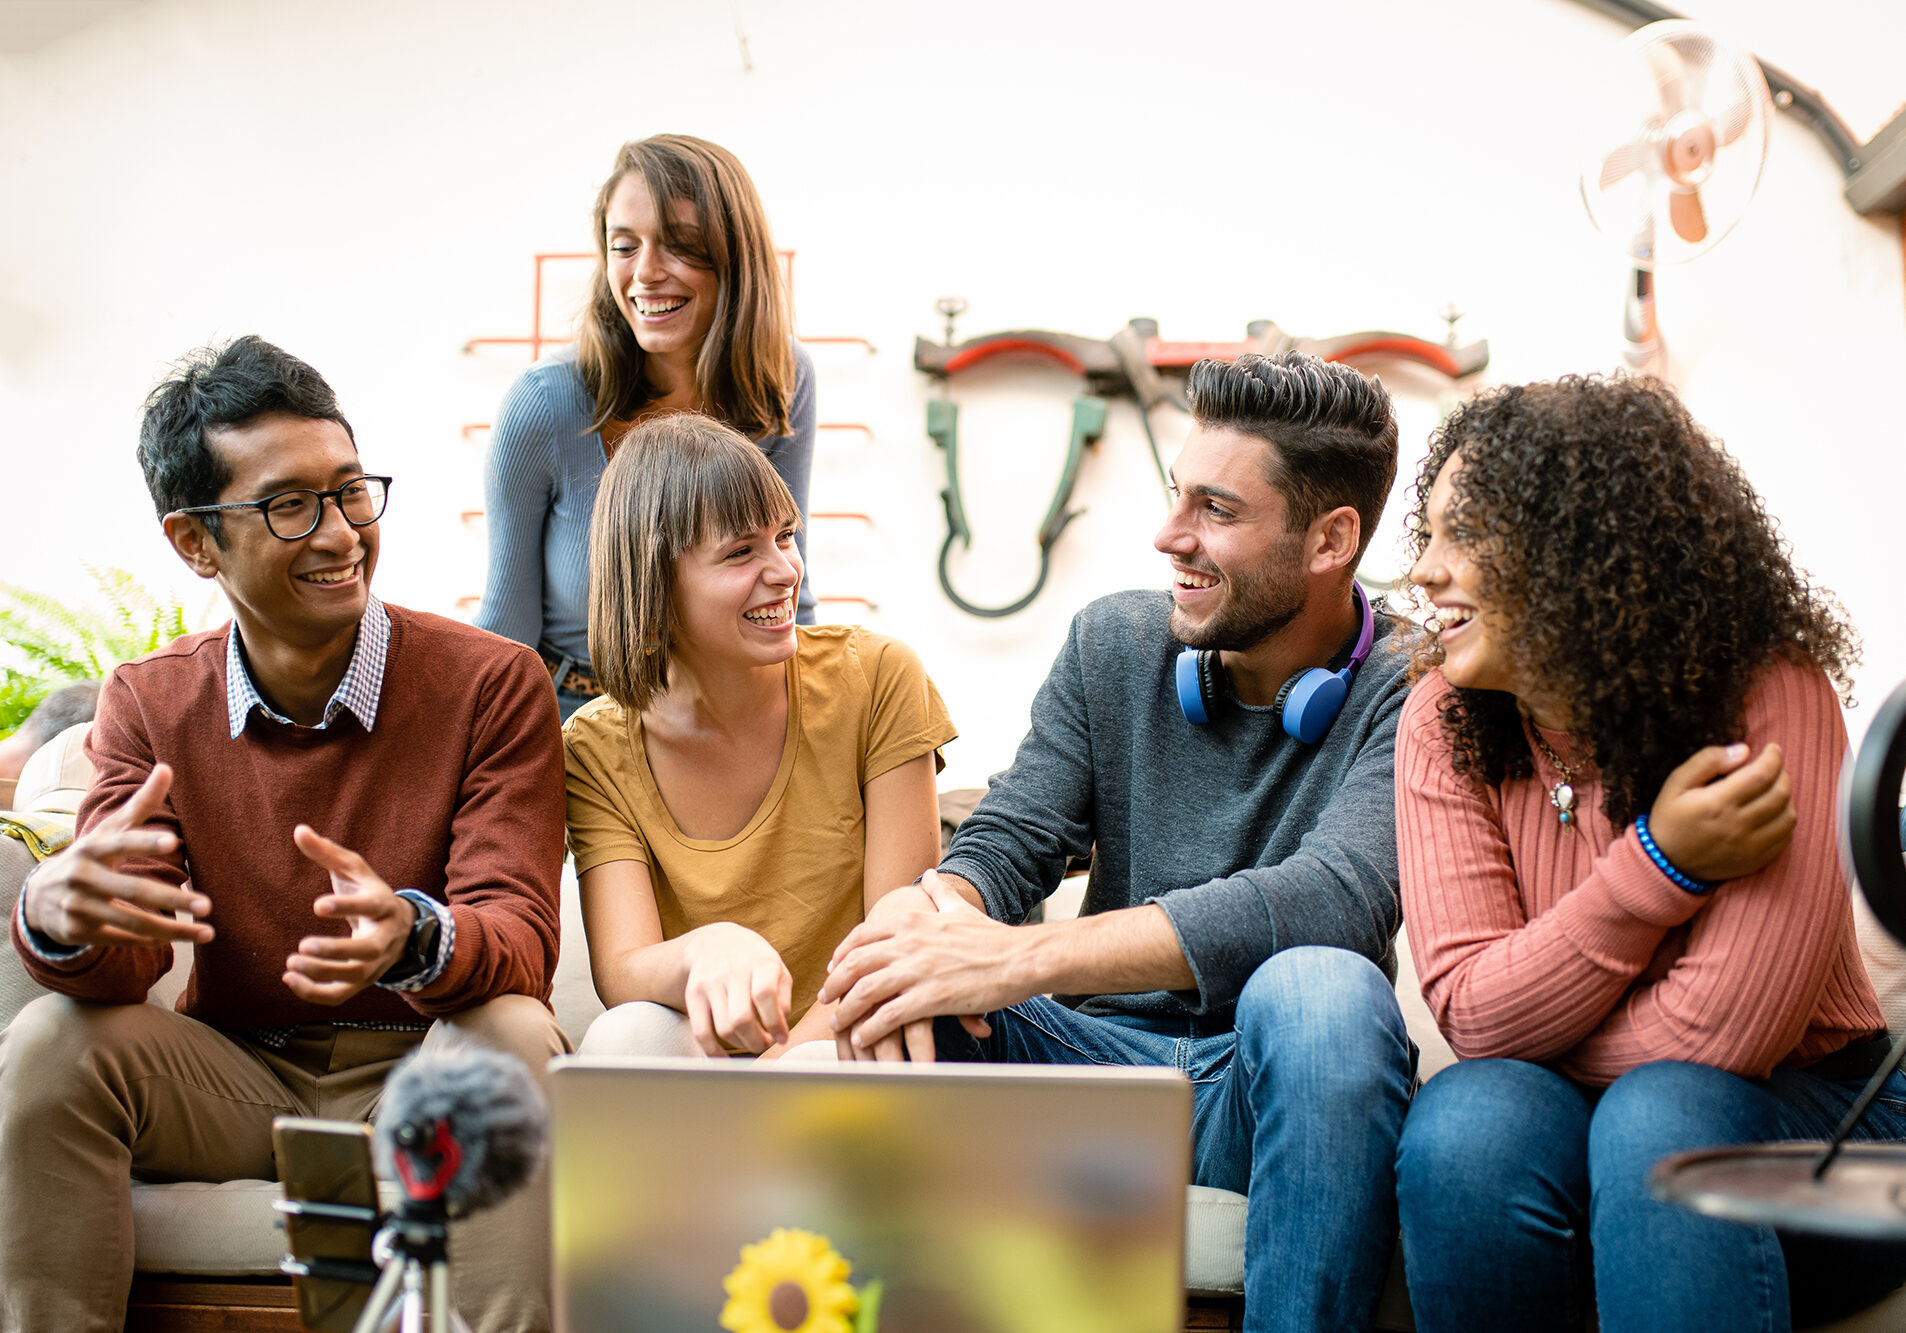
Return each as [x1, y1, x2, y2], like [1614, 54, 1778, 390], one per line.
[550, 1057, 1190, 1333]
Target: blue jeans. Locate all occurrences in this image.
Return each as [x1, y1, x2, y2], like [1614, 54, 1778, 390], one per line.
[1396, 1057, 1906, 1332]
[934, 946, 1416, 1333]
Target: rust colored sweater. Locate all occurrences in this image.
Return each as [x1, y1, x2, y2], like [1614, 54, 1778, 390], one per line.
[11, 606, 565, 1029]
[1397, 659, 1884, 1087]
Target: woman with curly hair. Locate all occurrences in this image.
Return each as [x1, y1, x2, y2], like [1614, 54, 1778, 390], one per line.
[479, 134, 816, 720]
[1392, 374, 1906, 1331]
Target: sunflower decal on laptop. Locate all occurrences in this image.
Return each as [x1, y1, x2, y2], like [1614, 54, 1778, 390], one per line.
[719, 1228, 883, 1333]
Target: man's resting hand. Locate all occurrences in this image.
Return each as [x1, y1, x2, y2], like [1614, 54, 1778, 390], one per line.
[823, 871, 1004, 1063]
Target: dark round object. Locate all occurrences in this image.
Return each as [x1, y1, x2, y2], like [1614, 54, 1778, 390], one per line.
[1842, 675, 1906, 944]
[1652, 1144, 1906, 1239]
[769, 1281, 809, 1330]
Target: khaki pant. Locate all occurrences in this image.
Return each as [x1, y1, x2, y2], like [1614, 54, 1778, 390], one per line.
[0, 992, 569, 1333]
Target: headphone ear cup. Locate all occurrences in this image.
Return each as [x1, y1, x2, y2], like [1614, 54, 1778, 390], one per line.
[1175, 648, 1211, 725]
[1279, 668, 1351, 744]
[1271, 671, 1307, 717]
[1198, 652, 1225, 717]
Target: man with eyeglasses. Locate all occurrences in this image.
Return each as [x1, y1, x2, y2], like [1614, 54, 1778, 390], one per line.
[0, 336, 567, 1333]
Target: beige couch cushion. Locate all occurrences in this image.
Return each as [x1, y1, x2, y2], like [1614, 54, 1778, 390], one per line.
[130, 1180, 401, 1277]
[0, 837, 45, 1030]
[14, 722, 91, 816]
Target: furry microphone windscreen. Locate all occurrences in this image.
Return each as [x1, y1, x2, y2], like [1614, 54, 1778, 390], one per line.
[373, 1041, 548, 1218]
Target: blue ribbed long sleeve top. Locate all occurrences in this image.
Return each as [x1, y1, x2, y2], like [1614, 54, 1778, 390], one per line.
[476, 341, 818, 663]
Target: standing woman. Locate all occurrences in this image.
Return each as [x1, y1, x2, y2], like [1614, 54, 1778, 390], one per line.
[479, 135, 816, 720]
[1393, 375, 1906, 1332]
[565, 414, 954, 1061]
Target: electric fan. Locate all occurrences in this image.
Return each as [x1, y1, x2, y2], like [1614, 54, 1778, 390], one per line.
[1579, 20, 1773, 368]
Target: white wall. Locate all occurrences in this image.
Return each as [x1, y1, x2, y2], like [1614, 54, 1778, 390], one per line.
[1, 0, 1901, 785]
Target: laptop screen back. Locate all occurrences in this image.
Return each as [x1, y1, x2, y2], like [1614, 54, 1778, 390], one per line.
[549, 1057, 1190, 1333]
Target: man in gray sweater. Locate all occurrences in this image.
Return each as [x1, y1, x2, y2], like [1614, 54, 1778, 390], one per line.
[822, 351, 1415, 1333]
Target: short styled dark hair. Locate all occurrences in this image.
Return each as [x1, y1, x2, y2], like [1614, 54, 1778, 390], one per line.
[137, 336, 355, 544]
[1186, 352, 1398, 562]
[18, 680, 100, 749]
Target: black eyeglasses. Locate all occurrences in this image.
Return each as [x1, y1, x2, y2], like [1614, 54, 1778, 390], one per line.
[172, 476, 393, 541]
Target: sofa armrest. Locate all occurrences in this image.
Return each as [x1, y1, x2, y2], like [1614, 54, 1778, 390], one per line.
[0, 835, 49, 1031]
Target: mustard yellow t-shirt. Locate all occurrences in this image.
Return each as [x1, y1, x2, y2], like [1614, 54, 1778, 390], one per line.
[563, 626, 957, 1022]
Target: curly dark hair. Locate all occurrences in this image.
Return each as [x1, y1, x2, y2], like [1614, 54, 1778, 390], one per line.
[1402, 374, 1858, 829]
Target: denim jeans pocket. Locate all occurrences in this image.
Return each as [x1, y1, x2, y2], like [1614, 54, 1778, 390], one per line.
[1182, 1032, 1237, 1086]
[1004, 1000, 1184, 1070]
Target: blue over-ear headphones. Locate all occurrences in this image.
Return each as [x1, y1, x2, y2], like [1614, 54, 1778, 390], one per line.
[1175, 582, 1376, 741]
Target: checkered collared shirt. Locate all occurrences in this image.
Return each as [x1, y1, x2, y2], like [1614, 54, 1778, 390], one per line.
[225, 597, 389, 738]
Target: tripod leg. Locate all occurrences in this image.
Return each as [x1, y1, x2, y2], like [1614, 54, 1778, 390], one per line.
[1812, 1037, 1906, 1178]
[429, 1258, 476, 1332]
[352, 1257, 407, 1333]
[402, 1259, 427, 1333]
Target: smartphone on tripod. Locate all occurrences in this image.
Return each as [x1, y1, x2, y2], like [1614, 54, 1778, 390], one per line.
[273, 1117, 381, 1332]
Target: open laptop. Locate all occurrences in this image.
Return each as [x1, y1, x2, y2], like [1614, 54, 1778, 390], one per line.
[549, 1057, 1190, 1333]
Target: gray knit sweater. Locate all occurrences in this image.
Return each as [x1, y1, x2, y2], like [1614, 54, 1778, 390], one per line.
[940, 589, 1410, 1026]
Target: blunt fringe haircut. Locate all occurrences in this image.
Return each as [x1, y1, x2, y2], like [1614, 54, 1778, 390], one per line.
[137, 335, 355, 547]
[1185, 351, 1398, 562]
[588, 412, 801, 712]
[578, 134, 795, 441]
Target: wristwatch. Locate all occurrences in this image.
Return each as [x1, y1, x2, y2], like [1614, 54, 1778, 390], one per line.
[380, 895, 443, 986]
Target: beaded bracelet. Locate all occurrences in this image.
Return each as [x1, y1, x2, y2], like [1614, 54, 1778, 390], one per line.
[1634, 814, 1715, 895]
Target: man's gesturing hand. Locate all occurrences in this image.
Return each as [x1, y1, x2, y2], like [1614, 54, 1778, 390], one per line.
[22, 763, 212, 950]
[822, 872, 1015, 1061]
[284, 824, 415, 1005]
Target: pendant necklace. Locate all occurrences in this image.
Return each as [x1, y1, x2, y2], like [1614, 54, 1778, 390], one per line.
[1530, 730, 1580, 828]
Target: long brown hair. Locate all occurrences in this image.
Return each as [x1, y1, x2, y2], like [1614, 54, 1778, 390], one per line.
[588, 413, 801, 713]
[577, 135, 795, 440]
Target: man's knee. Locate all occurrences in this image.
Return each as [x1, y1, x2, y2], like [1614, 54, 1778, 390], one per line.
[1232, 947, 1409, 1113]
[0, 996, 153, 1107]
[431, 994, 570, 1085]
[1236, 946, 1402, 1050]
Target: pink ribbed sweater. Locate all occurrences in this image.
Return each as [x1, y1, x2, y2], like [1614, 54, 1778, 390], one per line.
[1396, 659, 1883, 1087]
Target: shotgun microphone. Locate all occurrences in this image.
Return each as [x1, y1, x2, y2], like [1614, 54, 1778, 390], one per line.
[372, 1041, 548, 1220]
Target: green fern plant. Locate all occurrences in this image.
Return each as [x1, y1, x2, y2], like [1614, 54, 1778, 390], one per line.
[0, 566, 199, 736]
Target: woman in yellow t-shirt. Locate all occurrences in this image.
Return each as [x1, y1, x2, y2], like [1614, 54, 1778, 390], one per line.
[564, 413, 956, 1060]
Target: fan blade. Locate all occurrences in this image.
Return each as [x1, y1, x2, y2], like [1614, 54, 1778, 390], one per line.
[1599, 140, 1649, 191]
[1668, 188, 1708, 244]
[1647, 43, 1693, 114]
[1715, 96, 1754, 146]
[1647, 35, 1714, 116]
